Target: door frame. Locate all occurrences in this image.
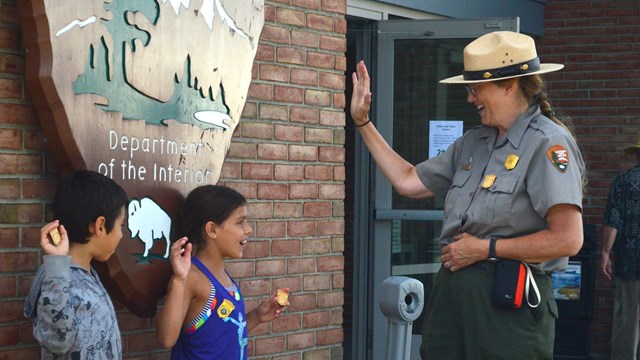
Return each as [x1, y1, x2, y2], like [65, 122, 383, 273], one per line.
[364, 18, 519, 359]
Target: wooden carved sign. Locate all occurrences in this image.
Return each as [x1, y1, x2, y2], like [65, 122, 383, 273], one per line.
[19, 0, 264, 317]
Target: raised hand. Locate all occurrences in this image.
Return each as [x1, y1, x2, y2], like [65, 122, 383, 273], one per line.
[169, 237, 192, 280]
[350, 60, 373, 125]
[40, 220, 69, 256]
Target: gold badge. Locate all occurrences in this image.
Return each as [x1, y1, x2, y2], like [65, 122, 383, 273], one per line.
[482, 174, 496, 188]
[505, 154, 519, 170]
[217, 299, 235, 319]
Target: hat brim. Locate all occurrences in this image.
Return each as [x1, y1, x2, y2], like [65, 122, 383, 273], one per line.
[624, 145, 640, 155]
[439, 63, 564, 84]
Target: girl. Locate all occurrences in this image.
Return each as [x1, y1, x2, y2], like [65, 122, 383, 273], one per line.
[156, 185, 288, 359]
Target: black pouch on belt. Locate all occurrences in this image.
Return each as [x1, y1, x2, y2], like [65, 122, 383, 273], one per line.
[491, 259, 527, 308]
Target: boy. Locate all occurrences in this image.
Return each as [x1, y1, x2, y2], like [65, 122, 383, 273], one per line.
[24, 170, 129, 359]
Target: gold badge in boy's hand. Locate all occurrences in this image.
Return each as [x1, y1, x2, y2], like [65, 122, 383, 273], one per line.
[276, 289, 289, 306]
[49, 228, 62, 245]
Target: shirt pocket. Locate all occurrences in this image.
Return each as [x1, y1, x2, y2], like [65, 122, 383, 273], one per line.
[476, 175, 519, 226]
[444, 170, 473, 220]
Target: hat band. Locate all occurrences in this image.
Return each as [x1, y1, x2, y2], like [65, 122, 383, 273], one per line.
[463, 57, 541, 81]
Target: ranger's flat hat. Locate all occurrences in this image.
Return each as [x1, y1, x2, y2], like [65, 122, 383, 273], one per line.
[624, 132, 640, 155]
[440, 31, 564, 84]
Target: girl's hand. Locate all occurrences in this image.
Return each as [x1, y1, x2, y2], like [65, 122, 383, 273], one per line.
[169, 237, 191, 280]
[40, 221, 69, 256]
[256, 287, 290, 323]
[350, 60, 373, 125]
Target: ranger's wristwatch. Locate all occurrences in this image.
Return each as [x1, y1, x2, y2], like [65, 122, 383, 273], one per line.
[488, 238, 498, 262]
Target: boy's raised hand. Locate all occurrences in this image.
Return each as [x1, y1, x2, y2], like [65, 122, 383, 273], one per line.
[169, 237, 192, 280]
[40, 220, 69, 256]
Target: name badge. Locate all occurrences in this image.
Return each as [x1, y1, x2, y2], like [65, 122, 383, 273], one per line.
[505, 154, 519, 170]
[482, 174, 496, 188]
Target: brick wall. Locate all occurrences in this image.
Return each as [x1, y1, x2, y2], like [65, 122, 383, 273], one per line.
[0, 0, 347, 358]
[538, 1, 640, 358]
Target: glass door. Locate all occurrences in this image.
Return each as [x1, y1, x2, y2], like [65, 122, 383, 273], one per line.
[369, 18, 519, 359]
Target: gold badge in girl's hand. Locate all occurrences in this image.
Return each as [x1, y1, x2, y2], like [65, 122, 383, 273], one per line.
[505, 154, 519, 170]
[482, 174, 497, 188]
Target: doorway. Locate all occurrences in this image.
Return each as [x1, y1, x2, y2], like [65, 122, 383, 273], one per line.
[345, 17, 520, 359]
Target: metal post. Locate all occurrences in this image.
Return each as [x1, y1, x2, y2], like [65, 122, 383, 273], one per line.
[379, 276, 425, 360]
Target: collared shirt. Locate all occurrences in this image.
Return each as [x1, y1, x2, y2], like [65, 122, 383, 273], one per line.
[604, 165, 640, 280]
[416, 106, 584, 272]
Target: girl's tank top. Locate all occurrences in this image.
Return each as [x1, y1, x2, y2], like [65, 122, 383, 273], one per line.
[170, 257, 248, 360]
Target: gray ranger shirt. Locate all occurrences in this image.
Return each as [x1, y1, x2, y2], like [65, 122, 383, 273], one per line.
[416, 106, 584, 272]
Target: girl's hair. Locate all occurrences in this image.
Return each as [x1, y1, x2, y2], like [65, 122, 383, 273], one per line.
[178, 185, 247, 248]
[53, 170, 128, 244]
[516, 75, 576, 139]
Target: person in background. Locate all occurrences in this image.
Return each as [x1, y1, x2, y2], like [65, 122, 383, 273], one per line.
[24, 170, 129, 360]
[601, 131, 640, 360]
[156, 185, 288, 360]
[350, 31, 585, 359]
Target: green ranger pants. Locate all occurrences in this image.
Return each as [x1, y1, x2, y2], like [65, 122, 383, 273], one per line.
[420, 263, 558, 360]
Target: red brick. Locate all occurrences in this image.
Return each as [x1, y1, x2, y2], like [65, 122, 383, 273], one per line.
[272, 239, 301, 256]
[247, 202, 274, 219]
[258, 143, 288, 160]
[292, 0, 320, 9]
[288, 220, 316, 237]
[0, 129, 21, 149]
[320, 110, 345, 127]
[276, 47, 306, 65]
[307, 52, 335, 69]
[255, 220, 287, 238]
[289, 145, 317, 161]
[260, 63, 291, 83]
[287, 257, 316, 274]
[319, 184, 344, 200]
[316, 328, 343, 345]
[291, 30, 319, 49]
[276, 8, 305, 27]
[307, 13, 333, 32]
[255, 335, 286, 355]
[242, 122, 274, 139]
[0, 179, 20, 199]
[289, 183, 318, 199]
[303, 274, 331, 291]
[318, 255, 344, 272]
[0, 277, 15, 297]
[0, 103, 37, 125]
[243, 240, 271, 258]
[274, 85, 304, 104]
[302, 238, 331, 255]
[273, 202, 303, 218]
[0, 154, 42, 174]
[318, 146, 344, 162]
[256, 259, 286, 276]
[304, 89, 331, 106]
[272, 313, 302, 333]
[319, 35, 346, 52]
[260, 24, 290, 44]
[227, 142, 257, 159]
[242, 163, 274, 180]
[305, 128, 333, 144]
[239, 279, 270, 297]
[290, 68, 318, 86]
[290, 107, 319, 124]
[259, 104, 289, 121]
[274, 164, 304, 181]
[287, 331, 315, 350]
[275, 124, 304, 142]
[318, 219, 344, 235]
[303, 311, 331, 328]
[303, 201, 332, 217]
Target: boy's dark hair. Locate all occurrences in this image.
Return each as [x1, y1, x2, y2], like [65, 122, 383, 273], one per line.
[178, 185, 246, 248]
[53, 170, 129, 244]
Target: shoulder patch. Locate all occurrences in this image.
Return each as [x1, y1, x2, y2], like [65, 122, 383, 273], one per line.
[546, 144, 569, 172]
